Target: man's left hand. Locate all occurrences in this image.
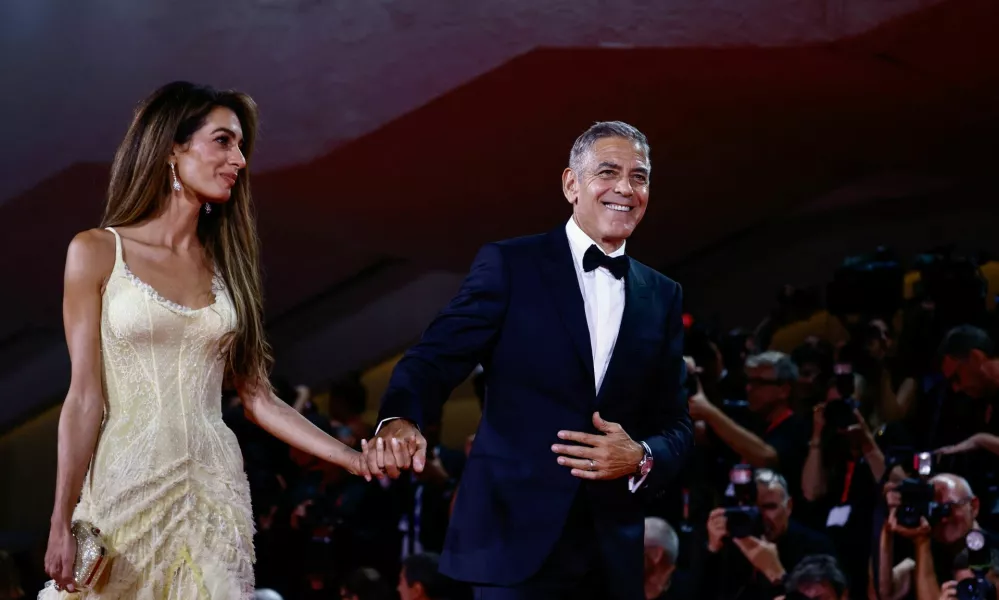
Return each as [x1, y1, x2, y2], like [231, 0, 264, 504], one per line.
[731, 536, 786, 584]
[551, 412, 644, 480]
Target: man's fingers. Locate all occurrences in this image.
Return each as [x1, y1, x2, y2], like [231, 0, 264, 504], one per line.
[569, 468, 606, 480]
[376, 437, 387, 470]
[557, 430, 602, 446]
[592, 411, 620, 433]
[551, 443, 597, 459]
[362, 439, 384, 479]
[391, 438, 411, 470]
[557, 457, 596, 470]
[379, 440, 401, 478]
[413, 437, 428, 473]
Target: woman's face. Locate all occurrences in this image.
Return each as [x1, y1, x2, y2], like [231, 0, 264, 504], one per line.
[172, 106, 246, 202]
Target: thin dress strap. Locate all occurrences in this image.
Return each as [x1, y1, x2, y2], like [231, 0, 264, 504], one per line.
[104, 226, 124, 269]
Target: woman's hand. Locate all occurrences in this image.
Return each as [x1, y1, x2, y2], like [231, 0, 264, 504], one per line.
[44, 522, 77, 593]
[811, 401, 826, 440]
[350, 442, 374, 481]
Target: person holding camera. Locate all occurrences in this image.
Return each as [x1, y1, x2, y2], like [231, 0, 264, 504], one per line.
[877, 473, 997, 600]
[688, 352, 810, 508]
[701, 469, 835, 600]
[801, 370, 887, 598]
[936, 526, 999, 600]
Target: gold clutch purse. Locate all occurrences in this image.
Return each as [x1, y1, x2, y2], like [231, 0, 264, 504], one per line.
[70, 520, 112, 591]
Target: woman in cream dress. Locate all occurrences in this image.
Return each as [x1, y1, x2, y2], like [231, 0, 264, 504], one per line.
[40, 82, 374, 599]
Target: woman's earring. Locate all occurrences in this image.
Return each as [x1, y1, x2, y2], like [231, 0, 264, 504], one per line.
[204, 203, 212, 215]
[170, 163, 182, 192]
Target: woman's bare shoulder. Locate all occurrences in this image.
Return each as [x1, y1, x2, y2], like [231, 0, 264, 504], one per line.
[65, 228, 116, 281]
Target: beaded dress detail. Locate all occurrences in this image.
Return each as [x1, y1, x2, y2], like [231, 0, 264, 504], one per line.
[40, 227, 254, 599]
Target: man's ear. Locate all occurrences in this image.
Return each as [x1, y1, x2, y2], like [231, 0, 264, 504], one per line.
[562, 168, 578, 204]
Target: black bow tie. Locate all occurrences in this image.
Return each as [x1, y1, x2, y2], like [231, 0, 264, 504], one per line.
[583, 244, 629, 279]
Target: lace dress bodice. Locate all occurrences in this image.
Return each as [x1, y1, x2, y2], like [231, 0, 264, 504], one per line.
[41, 227, 255, 600]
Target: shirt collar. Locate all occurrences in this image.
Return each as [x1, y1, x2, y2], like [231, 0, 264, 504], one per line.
[565, 216, 627, 268]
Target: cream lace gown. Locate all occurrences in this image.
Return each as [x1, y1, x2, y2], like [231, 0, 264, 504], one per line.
[40, 227, 255, 599]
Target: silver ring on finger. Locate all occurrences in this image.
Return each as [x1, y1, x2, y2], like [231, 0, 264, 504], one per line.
[589, 459, 596, 470]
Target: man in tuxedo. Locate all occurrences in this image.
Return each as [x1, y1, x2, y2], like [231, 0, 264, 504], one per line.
[364, 121, 693, 599]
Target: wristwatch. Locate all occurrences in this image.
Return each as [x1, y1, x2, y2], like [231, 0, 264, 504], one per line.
[636, 441, 653, 478]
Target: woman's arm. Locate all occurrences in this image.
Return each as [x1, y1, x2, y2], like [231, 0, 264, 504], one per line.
[45, 231, 115, 591]
[802, 403, 828, 501]
[240, 383, 371, 479]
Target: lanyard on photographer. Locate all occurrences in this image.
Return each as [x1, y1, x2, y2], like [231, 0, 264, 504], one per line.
[766, 408, 794, 435]
[841, 460, 856, 505]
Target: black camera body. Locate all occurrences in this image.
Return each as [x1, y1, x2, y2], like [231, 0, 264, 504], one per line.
[724, 464, 763, 539]
[955, 530, 997, 600]
[824, 397, 860, 431]
[955, 577, 997, 600]
[725, 505, 763, 539]
[897, 477, 951, 529]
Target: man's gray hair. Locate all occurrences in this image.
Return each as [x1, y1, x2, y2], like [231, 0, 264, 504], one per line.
[745, 351, 799, 382]
[569, 121, 650, 174]
[644, 517, 679, 566]
[755, 468, 791, 503]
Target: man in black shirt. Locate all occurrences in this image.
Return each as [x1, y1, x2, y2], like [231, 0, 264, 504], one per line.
[877, 473, 995, 600]
[700, 469, 835, 600]
[688, 352, 810, 508]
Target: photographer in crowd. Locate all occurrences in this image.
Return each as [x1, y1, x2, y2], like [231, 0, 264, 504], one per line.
[701, 469, 834, 600]
[801, 359, 887, 599]
[689, 352, 811, 507]
[878, 473, 996, 600]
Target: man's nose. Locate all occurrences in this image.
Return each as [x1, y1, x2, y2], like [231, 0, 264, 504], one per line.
[614, 176, 634, 197]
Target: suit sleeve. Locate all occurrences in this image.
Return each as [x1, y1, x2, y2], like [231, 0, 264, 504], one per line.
[642, 281, 694, 491]
[378, 243, 509, 429]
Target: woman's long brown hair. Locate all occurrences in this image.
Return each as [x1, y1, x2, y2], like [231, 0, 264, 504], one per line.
[101, 81, 272, 388]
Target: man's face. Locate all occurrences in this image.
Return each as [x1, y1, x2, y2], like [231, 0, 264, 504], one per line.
[746, 366, 788, 414]
[942, 353, 989, 399]
[756, 483, 791, 541]
[792, 581, 844, 600]
[562, 136, 650, 251]
[643, 545, 675, 586]
[931, 478, 978, 545]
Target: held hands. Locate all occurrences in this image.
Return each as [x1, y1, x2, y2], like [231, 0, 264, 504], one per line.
[551, 412, 644, 481]
[360, 419, 427, 480]
[44, 523, 77, 593]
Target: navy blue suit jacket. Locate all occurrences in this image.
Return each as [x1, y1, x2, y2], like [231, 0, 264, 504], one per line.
[379, 225, 693, 588]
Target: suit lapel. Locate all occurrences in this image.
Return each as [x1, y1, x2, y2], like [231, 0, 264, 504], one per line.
[540, 228, 595, 388]
[597, 261, 651, 406]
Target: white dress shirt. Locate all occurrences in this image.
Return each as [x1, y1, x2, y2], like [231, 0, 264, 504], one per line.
[564, 218, 648, 492]
[564, 217, 626, 394]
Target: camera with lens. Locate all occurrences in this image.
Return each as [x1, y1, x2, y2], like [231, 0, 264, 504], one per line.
[724, 464, 763, 539]
[897, 452, 951, 529]
[823, 363, 860, 431]
[955, 530, 997, 600]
